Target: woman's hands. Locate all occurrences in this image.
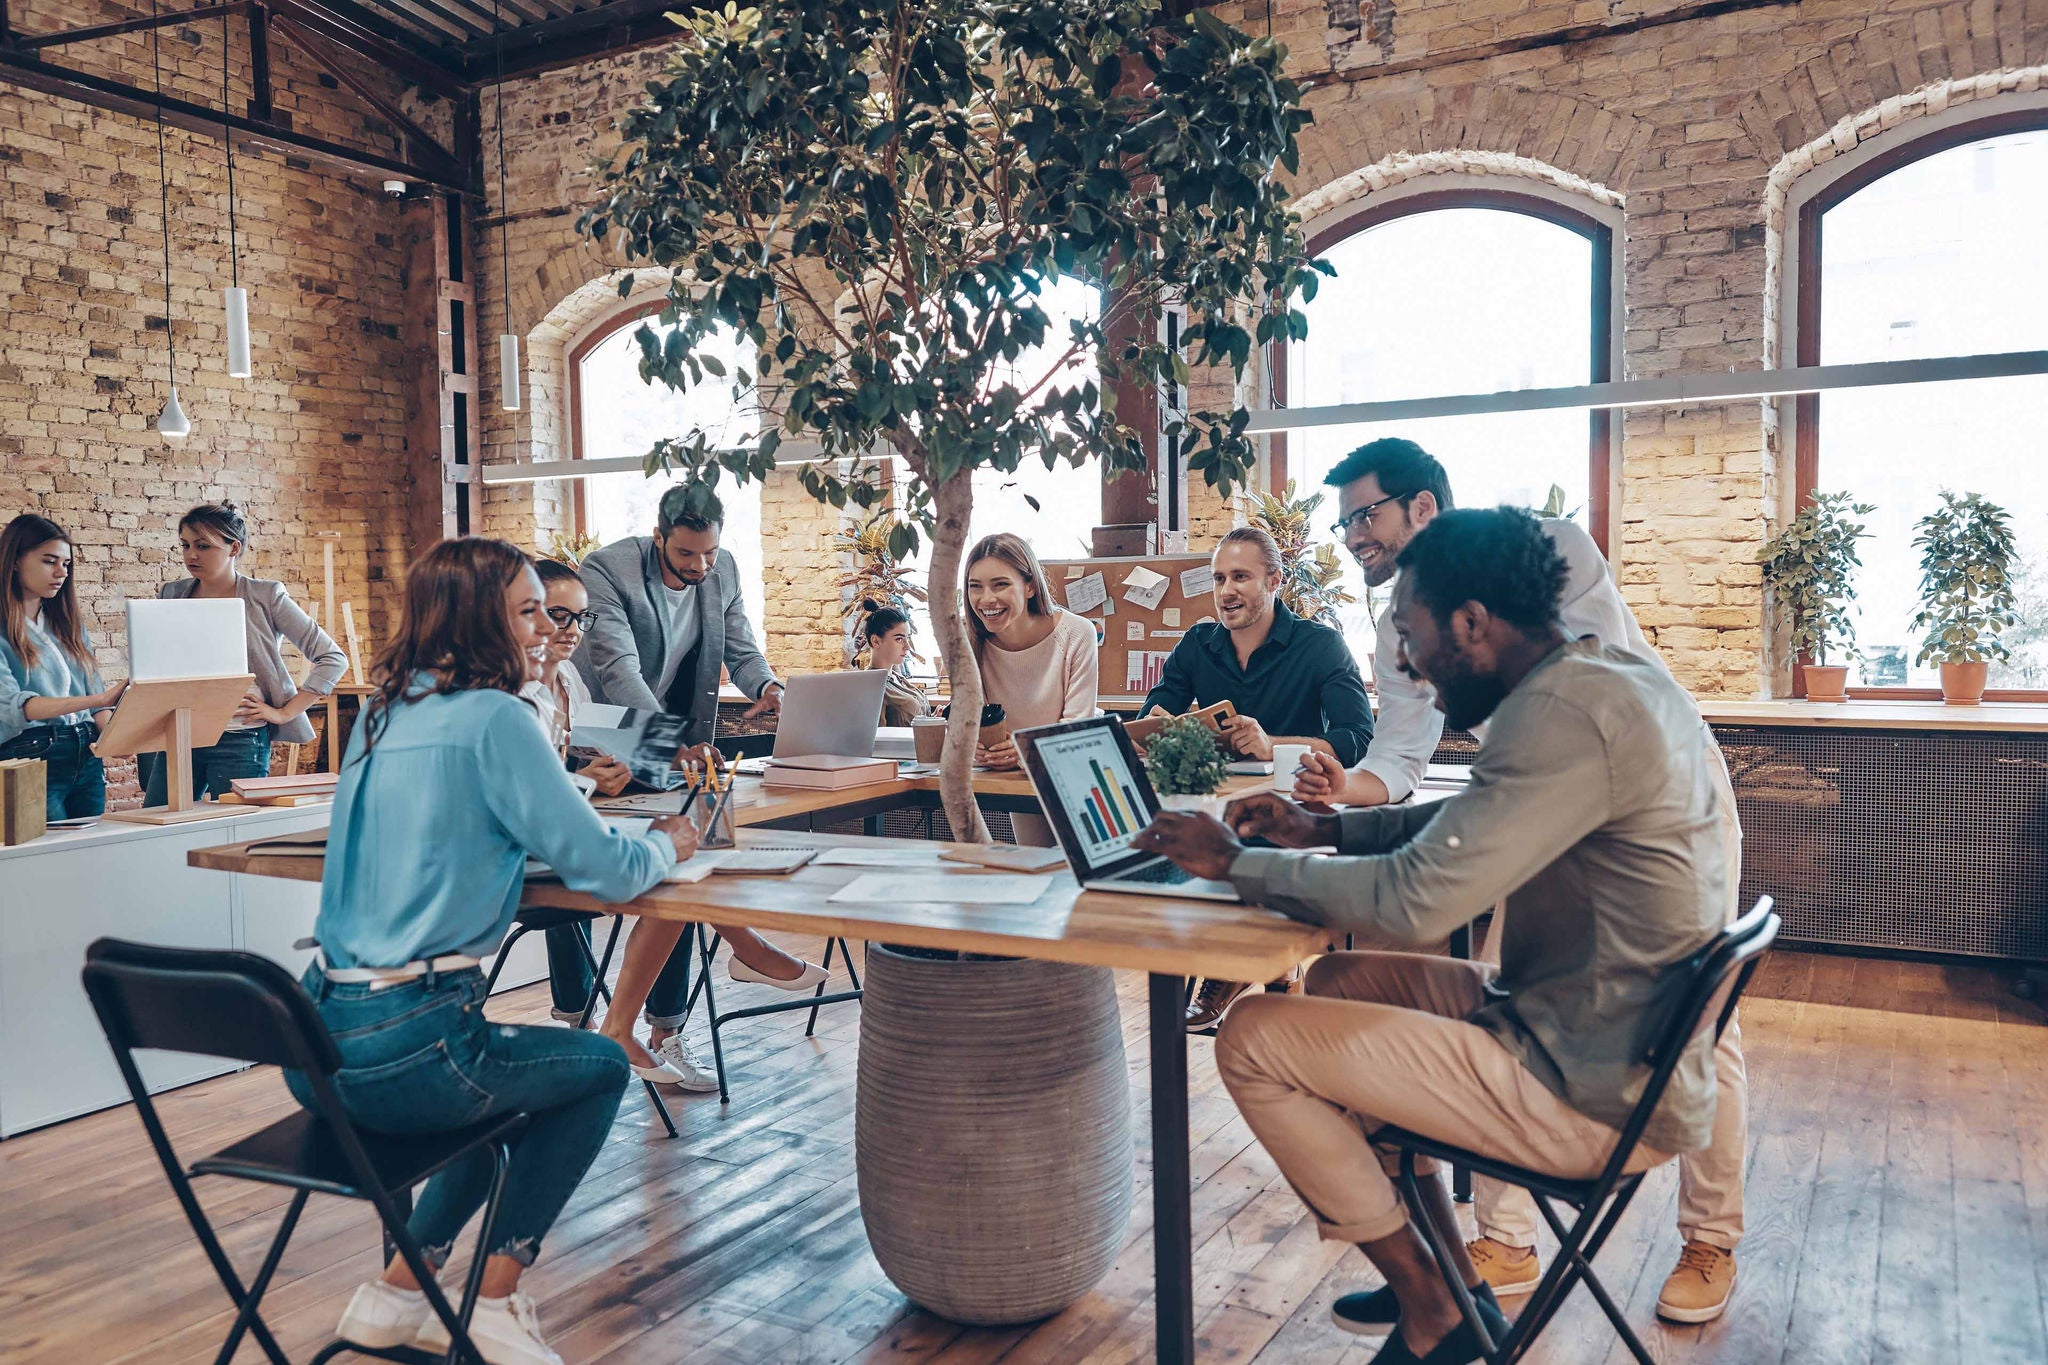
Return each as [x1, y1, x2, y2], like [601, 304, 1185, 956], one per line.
[582, 755, 632, 797]
[234, 687, 288, 727]
[975, 736, 1022, 770]
[650, 813, 701, 862]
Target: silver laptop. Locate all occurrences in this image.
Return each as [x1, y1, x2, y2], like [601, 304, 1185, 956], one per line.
[771, 671, 890, 759]
[1018, 715, 1241, 902]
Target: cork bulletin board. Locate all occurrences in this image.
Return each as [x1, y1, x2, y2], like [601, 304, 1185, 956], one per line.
[1043, 553, 1215, 703]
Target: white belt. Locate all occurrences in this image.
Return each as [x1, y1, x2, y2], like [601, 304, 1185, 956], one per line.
[321, 953, 481, 988]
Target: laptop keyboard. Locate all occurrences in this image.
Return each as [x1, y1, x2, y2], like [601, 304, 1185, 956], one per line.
[1115, 859, 1197, 886]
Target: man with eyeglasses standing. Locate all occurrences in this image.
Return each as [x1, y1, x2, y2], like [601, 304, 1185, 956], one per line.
[1284, 437, 1749, 1328]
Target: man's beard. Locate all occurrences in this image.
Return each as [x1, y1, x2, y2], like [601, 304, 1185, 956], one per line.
[1427, 646, 1510, 731]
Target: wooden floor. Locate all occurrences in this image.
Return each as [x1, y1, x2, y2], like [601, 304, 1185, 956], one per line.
[5, 945, 2047, 1365]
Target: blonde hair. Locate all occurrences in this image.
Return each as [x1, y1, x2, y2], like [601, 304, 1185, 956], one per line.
[1218, 526, 1284, 578]
[963, 532, 1054, 655]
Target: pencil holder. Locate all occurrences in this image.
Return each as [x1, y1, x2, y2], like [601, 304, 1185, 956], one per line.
[693, 789, 737, 849]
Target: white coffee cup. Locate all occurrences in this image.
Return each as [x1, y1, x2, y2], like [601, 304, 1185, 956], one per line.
[1272, 743, 1313, 791]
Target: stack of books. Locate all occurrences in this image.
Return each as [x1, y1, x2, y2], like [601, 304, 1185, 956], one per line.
[222, 773, 341, 807]
[758, 754, 900, 791]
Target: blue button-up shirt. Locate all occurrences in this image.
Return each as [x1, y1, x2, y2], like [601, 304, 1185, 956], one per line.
[316, 681, 675, 969]
[0, 618, 105, 745]
[1140, 601, 1375, 766]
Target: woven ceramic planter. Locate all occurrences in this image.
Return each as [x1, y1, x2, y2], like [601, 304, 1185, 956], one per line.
[855, 945, 1133, 1325]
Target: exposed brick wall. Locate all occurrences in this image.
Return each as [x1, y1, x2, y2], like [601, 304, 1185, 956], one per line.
[2, 2, 430, 801]
[460, 0, 2047, 699]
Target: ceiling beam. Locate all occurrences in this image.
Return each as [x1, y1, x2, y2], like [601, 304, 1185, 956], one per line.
[0, 46, 476, 192]
[274, 11, 453, 167]
[456, 0, 701, 81]
[264, 0, 467, 97]
[16, 1, 246, 50]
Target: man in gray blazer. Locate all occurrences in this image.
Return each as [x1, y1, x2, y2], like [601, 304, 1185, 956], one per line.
[575, 481, 782, 744]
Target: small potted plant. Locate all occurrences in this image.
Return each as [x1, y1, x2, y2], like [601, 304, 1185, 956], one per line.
[1757, 491, 1874, 702]
[1910, 490, 2019, 705]
[1143, 715, 1230, 817]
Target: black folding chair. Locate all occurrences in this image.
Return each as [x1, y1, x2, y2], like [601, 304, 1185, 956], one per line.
[82, 938, 528, 1365]
[480, 907, 677, 1137]
[1373, 896, 1779, 1365]
[676, 925, 863, 1103]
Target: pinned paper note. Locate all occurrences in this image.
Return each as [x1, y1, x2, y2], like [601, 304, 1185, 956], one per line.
[1162, 608, 1182, 628]
[1127, 649, 1171, 693]
[1102, 597, 1115, 616]
[1122, 564, 1170, 610]
[1151, 630, 1186, 640]
[1064, 565, 1082, 578]
[1179, 565, 1213, 599]
[1127, 621, 1145, 641]
[1064, 571, 1108, 614]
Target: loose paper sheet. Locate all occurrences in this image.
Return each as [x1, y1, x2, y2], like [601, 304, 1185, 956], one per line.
[1064, 571, 1108, 614]
[1162, 608, 1182, 627]
[1179, 565, 1214, 599]
[1122, 565, 1170, 610]
[811, 846, 945, 867]
[1127, 621, 1145, 641]
[827, 872, 1052, 906]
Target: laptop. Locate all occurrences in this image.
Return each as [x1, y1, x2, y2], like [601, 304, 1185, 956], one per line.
[771, 671, 890, 761]
[1018, 715, 1241, 902]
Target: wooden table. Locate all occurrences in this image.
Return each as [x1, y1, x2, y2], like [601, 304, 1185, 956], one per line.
[189, 774, 1327, 1365]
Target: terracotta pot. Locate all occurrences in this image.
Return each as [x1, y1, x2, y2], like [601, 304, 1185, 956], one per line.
[1801, 664, 1850, 703]
[1940, 660, 1989, 705]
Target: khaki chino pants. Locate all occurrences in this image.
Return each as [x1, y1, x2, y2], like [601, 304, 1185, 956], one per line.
[1216, 951, 1671, 1246]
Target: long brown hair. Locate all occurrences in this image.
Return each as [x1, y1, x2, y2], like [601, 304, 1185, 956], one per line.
[358, 537, 535, 758]
[963, 532, 1055, 656]
[1, 514, 92, 671]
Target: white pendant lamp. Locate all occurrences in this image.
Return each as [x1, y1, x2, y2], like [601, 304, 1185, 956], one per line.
[149, 0, 189, 443]
[221, 9, 251, 379]
[493, 0, 520, 411]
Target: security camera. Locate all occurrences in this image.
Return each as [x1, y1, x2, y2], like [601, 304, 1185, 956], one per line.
[382, 179, 407, 198]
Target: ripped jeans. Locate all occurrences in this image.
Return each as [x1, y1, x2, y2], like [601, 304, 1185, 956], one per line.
[286, 962, 628, 1268]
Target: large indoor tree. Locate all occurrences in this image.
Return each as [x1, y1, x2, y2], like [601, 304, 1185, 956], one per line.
[580, 0, 1323, 840]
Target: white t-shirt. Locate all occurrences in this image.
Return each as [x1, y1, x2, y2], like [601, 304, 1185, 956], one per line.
[654, 580, 702, 701]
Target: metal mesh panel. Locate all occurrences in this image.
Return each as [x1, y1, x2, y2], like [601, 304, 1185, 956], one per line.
[1718, 725, 2048, 962]
[812, 807, 1018, 844]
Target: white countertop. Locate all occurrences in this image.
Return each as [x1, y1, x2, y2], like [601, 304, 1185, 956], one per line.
[0, 800, 334, 863]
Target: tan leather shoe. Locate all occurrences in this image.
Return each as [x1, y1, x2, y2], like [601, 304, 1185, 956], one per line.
[1656, 1241, 1737, 1323]
[1184, 979, 1253, 1031]
[1467, 1237, 1543, 1295]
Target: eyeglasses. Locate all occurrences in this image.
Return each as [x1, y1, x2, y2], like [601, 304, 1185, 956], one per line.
[546, 607, 598, 631]
[1328, 492, 1405, 539]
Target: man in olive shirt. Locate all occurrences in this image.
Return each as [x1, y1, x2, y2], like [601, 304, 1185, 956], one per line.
[1136, 509, 1735, 1365]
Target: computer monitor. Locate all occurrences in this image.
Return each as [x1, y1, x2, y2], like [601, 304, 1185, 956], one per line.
[1018, 715, 1162, 880]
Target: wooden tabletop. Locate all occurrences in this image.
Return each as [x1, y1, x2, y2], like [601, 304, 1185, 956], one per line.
[1698, 699, 2048, 732]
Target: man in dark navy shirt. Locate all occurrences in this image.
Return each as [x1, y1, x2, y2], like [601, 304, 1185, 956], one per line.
[1142, 527, 1374, 767]
[1143, 527, 1374, 1030]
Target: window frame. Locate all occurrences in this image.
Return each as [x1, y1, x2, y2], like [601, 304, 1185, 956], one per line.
[566, 297, 670, 541]
[1792, 108, 2048, 701]
[1269, 186, 1617, 554]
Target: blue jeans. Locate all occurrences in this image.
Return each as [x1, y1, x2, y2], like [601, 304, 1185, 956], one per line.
[546, 921, 696, 1029]
[0, 723, 105, 820]
[140, 724, 272, 807]
[286, 963, 629, 1267]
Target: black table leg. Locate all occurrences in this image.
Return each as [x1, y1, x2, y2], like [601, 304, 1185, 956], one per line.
[1448, 924, 1473, 1203]
[1149, 972, 1195, 1365]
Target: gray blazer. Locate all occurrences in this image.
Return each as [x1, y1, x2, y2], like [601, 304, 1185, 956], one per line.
[574, 537, 778, 744]
[158, 576, 347, 745]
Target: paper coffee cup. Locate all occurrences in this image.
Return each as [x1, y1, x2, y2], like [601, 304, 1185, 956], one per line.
[911, 716, 947, 765]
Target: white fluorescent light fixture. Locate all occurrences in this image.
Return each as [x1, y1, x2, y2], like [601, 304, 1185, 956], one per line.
[224, 287, 251, 378]
[480, 441, 828, 484]
[499, 333, 522, 411]
[1242, 350, 2048, 434]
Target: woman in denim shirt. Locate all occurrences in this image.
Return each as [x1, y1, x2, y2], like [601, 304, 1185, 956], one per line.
[300, 537, 697, 1365]
[0, 515, 128, 820]
[143, 501, 348, 806]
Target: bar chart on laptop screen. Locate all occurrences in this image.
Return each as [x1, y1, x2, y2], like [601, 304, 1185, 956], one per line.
[1036, 729, 1149, 864]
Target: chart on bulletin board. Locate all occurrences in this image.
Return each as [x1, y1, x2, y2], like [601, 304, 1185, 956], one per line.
[1043, 553, 1214, 702]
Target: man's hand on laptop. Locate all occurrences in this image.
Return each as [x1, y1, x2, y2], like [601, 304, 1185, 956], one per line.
[1134, 811, 1243, 881]
[741, 683, 785, 719]
[1224, 791, 1339, 849]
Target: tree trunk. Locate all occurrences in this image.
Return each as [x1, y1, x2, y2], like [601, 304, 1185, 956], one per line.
[926, 468, 991, 843]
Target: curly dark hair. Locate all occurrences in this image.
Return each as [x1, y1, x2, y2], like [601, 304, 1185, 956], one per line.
[1395, 506, 1567, 632]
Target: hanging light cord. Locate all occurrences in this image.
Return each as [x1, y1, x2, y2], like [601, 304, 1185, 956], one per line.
[221, 7, 238, 288]
[151, 0, 176, 385]
[494, 0, 510, 330]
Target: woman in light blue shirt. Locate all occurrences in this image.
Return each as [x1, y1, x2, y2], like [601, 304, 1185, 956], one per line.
[144, 501, 348, 806]
[298, 537, 696, 1365]
[0, 515, 127, 820]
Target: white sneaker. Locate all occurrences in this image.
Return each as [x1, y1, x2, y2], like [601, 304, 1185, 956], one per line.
[653, 1035, 722, 1092]
[729, 957, 829, 991]
[335, 1279, 429, 1349]
[415, 1290, 564, 1365]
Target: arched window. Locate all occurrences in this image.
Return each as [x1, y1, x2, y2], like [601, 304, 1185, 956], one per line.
[570, 304, 766, 635]
[1794, 113, 2048, 695]
[1279, 189, 1615, 664]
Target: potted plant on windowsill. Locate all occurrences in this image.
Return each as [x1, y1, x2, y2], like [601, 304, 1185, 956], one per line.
[1145, 714, 1230, 817]
[1910, 490, 2019, 705]
[1758, 491, 1874, 703]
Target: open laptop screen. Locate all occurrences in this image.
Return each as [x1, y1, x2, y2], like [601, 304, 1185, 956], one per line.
[1024, 718, 1156, 872]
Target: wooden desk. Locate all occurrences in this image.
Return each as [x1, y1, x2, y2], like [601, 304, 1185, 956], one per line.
[191, 784, 1325, 1365]
[1699, 698, 2048, 732]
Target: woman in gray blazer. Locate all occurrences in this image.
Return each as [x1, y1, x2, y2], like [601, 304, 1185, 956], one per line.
[142, 502, 349, 806]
